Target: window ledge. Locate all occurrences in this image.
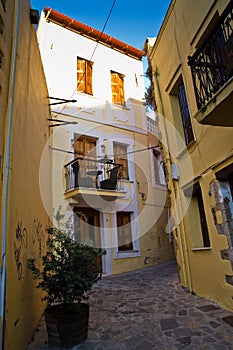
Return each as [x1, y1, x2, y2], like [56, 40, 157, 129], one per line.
[116, 250, 140, 259]
[192, 247, 212, 251]
[77, 91, 96, 99]
[121, 179, 134, 183]
[112, 103, 130, 111]
[152, 183, 167, 190]
[176, 139, 197, 160]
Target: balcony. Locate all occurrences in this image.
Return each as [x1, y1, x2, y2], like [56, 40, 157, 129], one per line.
[64, 157, 126, 204]
[188, 1, 233, 126]
[147, 116, 160, 137]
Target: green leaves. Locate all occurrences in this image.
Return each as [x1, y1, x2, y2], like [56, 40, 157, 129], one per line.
[27, 226, 106, 306]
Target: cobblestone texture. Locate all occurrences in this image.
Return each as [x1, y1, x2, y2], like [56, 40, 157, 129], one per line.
[28, 261, 233, 349]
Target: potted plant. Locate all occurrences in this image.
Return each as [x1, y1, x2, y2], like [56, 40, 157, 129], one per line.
[28, 225, 106, 348]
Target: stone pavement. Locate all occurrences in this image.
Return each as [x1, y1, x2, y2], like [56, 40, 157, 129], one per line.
[28, 260, 233, 350]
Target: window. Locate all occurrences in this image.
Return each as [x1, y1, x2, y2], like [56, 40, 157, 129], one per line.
[77, 57, 93, 95]
[74, 208, 100, 245]
[117, 212, 133, 251]
[216, 164, 233, 247]
[0, 49, 3, 69]
[111, 71, 125, 105]
[74, 208, 102, 272]
[178, 82, 194, 145]
[1, 0, 6, 12]
[113, 143, 129, 180]
[185, 182, 210, 248]
[0, 15, 4, 36]
[74, 135, 96, 158]
[152, 148, 166, 185]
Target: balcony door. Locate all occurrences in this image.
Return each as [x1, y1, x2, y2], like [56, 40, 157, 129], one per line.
[74, 135, 97, 180]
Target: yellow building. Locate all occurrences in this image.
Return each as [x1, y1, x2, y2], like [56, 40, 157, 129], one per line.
[147, 0, 233, 311]
[0, 1, 51, 348]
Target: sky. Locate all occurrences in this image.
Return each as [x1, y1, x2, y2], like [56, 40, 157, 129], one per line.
[30, 0, 171, 52]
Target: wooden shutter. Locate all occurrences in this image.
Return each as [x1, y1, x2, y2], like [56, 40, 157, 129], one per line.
[74, 137, 96, 177]
[117, 212, 133, 251]
[114, 143, 129, 180]
[77, 58, 93, 95]
[118, 74, 125, 104]
[77, 59, 86, 92]
[111, 72, 125, 104]
[86, 61, 93, 95]
[75, 209, 100, 246]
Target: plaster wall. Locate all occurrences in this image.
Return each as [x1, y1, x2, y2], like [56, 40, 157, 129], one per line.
[37, 9, 175, 276]
[148, 0, 233, 311]
[37, 13, 145, 108]
[0, 1, 52, 348]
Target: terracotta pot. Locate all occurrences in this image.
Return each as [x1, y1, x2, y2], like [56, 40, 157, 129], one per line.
[45, 303, 89, 348]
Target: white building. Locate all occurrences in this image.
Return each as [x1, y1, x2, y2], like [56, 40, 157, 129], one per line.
[37, 8, 174, 275]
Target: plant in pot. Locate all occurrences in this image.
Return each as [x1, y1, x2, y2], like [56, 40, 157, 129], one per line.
[28, 224, 106, 348]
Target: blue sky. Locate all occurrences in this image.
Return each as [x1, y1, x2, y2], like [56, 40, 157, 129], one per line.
[30, 0, 171, 51]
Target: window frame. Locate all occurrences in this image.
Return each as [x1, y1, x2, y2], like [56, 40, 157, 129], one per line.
[178, 82, 194, 146]
[151, 147, 166, 187]
[117, 212, 133, 252]
[113, 142, 129, 180]
[184, 182, 210, 248]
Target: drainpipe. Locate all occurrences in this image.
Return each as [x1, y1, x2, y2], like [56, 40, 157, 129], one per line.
[0, 0, 20, 348]
[152, 69, 192, 292]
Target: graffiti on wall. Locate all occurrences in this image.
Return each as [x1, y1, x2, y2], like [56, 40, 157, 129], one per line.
[32, 219, 46, 255]
[14, 219, 46, 280]
[14, 222, 28, 280]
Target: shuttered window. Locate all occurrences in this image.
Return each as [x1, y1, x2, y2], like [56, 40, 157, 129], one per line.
[111, 71, 125, 105]
[77, 57, 93, 95]
[113, 143, 129, 180]
[117, 212, 133, 251]
[185, 182, 210, 248]
[74, 136, 96, 178]
[178, 83, 194, 145]
[152, 149, 166, 185]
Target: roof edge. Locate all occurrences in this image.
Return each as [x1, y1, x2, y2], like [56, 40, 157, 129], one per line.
[43, 7, 146, 60]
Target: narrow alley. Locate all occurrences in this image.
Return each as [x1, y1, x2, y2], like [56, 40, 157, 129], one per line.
[29, 261, 233, 350]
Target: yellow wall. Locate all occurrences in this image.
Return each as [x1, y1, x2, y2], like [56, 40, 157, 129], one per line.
[111, 130, 175, 274]
[0, 1, 52, 349]
[148, 0, 233, 311]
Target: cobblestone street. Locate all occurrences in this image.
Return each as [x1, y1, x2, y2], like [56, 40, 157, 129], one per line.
[29, 261, 233, 349]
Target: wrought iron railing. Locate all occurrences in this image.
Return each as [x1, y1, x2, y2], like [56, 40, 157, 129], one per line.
[188, 1, 233, 110]
[64, 157, 124, 192]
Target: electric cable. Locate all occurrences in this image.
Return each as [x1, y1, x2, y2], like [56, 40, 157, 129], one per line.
[50, 144, 161, 158]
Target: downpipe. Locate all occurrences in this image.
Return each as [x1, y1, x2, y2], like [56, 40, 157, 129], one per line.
[153, 72, 193, 293]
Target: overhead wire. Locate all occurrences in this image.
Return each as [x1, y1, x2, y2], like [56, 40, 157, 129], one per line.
[50, 0, 117, 119]
[50, 144, 161, 158]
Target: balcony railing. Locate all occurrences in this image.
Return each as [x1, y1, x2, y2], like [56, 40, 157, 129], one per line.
[188, 1, 233, 110]
[64, 156, 124, 192]
[146, 116, 159, 137]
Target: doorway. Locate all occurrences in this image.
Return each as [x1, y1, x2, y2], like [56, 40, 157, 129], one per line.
[73, 207, 102, 271]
